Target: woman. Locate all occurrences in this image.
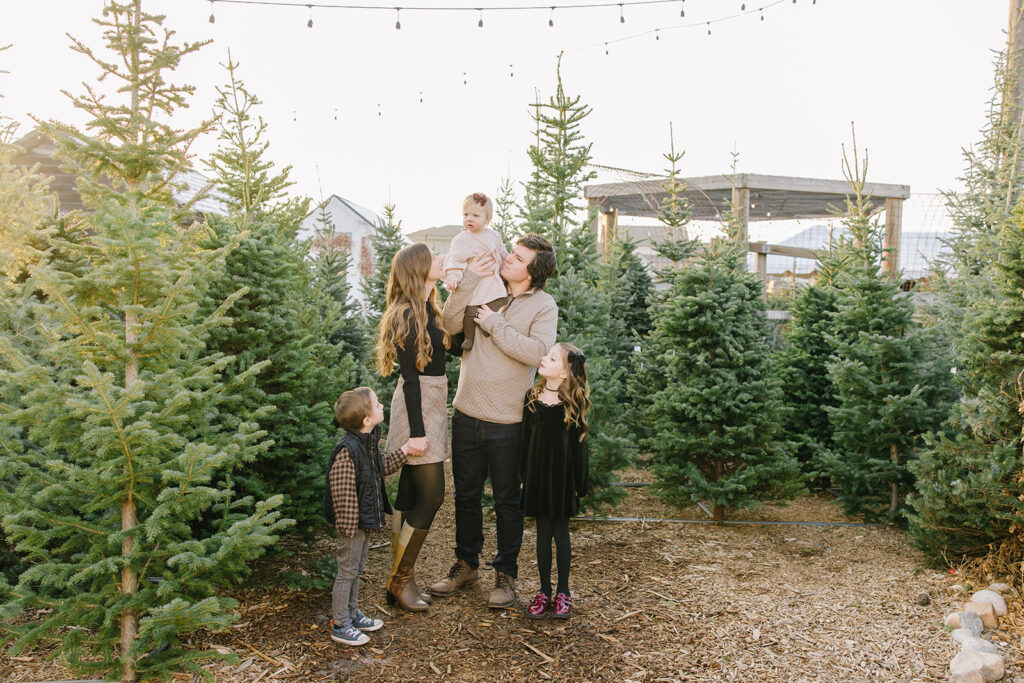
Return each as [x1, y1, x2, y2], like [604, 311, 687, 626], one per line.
[375, 242, 449, 612]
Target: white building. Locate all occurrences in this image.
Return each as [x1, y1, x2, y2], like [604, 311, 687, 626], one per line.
[298, 195, 385, 305]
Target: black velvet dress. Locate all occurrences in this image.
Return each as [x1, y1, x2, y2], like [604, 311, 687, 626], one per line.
[519, 398, 590, 519]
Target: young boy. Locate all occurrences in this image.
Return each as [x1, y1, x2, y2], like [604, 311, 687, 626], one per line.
[442, 192, 509, 350]
[325, 387, 409, 646]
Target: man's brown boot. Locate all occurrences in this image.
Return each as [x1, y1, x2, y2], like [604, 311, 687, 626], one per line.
[488, 571, 517, 609]
[428, 559, 478, 596]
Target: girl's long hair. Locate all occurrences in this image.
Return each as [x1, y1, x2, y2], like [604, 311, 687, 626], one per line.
[526, 342, 590, 441]
[375, 243, 449, 376]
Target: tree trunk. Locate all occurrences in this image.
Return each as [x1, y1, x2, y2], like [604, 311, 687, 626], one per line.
[889, 442, 899, 518]
[122, 305, 140, 682]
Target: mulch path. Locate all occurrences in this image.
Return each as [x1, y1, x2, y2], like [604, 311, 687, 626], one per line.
[3, 470, 1021, 682]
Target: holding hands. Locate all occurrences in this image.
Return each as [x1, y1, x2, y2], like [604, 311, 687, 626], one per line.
[405, 436, 429, 457]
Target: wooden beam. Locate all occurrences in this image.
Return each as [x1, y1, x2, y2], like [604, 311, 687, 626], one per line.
[601, 208, 618, 259]
[756, 252, 768, 301]
[746, 241, 818, 260]
[883, 197, 903, 278]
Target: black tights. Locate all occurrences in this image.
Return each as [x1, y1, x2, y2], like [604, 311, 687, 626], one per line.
[394, 462, 445, 530]
[535, 516, 571, 596]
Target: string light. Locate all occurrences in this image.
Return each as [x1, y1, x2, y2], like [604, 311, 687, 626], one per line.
[619, 3, 625, 22]
[654, 28, 659, 40]
[395, 7, 401, 29]
[478, 8, 483, 27]
[706, 21, 710, 35]
[306, 3, 313, 28]
[740, 3, 745, 10]
[604, 42, 609, 54]
[680, 0, 684, 17]
[548, 6, 554, 27]
[209, 0, 216, 23]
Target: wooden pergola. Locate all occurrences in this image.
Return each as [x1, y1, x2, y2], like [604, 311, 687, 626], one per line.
[585, 173, 911, 282]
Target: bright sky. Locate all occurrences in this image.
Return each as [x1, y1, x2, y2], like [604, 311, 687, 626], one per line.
[1, 0, 1008, 234]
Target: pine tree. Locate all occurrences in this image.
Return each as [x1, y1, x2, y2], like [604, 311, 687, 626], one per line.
[491, 176, 518, 246]
[652, 124, 697, 269]
[200, 56, 350, 532]
[819, 138, 946, 521]
[643, 195, 801, 521]
[362, 202, 406, 405]
[519, 54, 598, 274]
[0, 4, 289, 679]
[607, 236, 654, 340]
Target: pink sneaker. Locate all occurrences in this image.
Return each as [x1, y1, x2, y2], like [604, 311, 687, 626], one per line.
[526, 593, 550, 619]
[552, 592, 572, 619]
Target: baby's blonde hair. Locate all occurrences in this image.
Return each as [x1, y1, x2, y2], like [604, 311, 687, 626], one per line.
[463, 192, 493, 224]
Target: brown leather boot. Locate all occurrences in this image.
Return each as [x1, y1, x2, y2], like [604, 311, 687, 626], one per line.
[428, 559, 478, 596]
[388, 511, 431, 604]
[488, 571, 517, 609]
[386, 523, 429, 612]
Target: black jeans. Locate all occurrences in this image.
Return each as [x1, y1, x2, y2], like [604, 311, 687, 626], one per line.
[451, 410, 523, 578]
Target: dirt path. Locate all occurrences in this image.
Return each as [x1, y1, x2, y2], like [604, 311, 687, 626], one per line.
[2, 486, 1019, 682]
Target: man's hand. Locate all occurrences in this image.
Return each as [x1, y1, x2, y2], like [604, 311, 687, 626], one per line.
[445, 275, 460, 291]
[405, 436, 428, 457]
[474, 304, 495, 325]
[468, 254, 496, 278]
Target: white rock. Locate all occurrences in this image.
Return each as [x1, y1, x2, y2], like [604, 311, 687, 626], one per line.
[988, 582, 1012, 595]
[972, 589, 1009, 616]
[950, 651, 986, 681]
[957, 610, 985, 636]
[965, 600, 1000, 629]
[953, 628, 978, 644]
[949, 671, 985, 683]
[979, 650, 1005, 680]
[961, 636, 1000, 655]
[946, 612, 965, 629]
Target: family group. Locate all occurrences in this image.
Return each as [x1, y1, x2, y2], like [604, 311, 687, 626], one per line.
[324, 193, 591, 646]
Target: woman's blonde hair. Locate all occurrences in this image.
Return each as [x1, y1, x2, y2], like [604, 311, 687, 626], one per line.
[375, 243, 449, 375]
[526, 342, 590, 440]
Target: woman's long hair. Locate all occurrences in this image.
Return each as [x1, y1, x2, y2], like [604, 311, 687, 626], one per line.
[526, 342, 590, 441]
[375, 243, 449, 376]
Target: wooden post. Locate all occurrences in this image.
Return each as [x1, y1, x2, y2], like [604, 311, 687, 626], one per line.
[883, 197, 903, 279]
[731, 187, 749, 242]
[756, 252, 768, 300]
[601, 208, 618, 259]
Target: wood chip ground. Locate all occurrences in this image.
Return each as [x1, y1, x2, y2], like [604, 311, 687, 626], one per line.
[3, 474, 1020, 682]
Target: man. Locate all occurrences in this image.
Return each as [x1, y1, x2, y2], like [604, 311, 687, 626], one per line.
[429, 233, 558, 608]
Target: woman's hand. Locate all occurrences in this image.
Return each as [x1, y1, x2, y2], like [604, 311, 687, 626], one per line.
[474, 304, 495, 324]
[405, 436, 428, 457]
[468, 254, 496, 278]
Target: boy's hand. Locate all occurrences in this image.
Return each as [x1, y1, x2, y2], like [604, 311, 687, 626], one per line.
[405, 436, 428, 457]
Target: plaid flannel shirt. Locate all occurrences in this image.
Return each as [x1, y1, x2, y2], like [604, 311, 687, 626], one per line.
[328, 443, 407, 538]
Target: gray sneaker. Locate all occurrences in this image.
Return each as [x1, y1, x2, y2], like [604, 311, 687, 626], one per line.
[488, 571, 517, 609]
[428, 559, 478, 596]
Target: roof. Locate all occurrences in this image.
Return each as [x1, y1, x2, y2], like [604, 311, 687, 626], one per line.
[327, 194, 380, 227]
[406, 224, 462, 242]
[585, 173, 911, 221]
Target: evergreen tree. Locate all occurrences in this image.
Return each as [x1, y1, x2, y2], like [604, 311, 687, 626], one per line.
[908, 205, 1024, 558]
[308, 195, 367, 374]
[819, 139, 946, 521]
[652, 124, 697, 269]
[200, 57, 351, 532]
[0, 5, 288, 680]
[491, 176, 518, 246]
[607, 236, 654, 340]
[519, 54, 598, 274]
[643, 198, 801, 522]
[362, 202, 406, 405]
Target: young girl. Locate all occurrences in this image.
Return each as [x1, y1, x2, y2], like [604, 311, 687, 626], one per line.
[520, 342, 590, 619]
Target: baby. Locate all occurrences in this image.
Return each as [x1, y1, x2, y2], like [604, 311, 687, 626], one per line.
[443, 192, 510, 350]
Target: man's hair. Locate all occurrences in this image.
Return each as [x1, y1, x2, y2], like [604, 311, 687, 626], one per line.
[516, 233, 556, 290]
[333, 387, 374, 431]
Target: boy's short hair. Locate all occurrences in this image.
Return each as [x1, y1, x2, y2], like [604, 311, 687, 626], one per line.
[463, 192, 493, 223]
[333, 387, 374, 431]
[517, 233, 557, 290]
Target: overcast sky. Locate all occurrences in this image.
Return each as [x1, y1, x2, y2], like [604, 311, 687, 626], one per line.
[2, 0, 1008, 233]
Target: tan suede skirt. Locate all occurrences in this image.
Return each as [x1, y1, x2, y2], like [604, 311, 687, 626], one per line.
[386, 375, 449, 465]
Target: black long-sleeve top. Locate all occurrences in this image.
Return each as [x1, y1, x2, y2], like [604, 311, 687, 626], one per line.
[396, 305, 446, 438]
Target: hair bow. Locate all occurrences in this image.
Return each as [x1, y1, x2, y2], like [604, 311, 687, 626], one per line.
[472, 192, 488, 206]
[567, 350, 586, 377]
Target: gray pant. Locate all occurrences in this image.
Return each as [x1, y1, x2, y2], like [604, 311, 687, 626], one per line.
[332, 529, 370, 629]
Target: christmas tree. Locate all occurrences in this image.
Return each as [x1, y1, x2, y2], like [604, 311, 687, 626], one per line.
[819, 138, 946, 520]
[0, 4, 288, 679]
[200, 56, 352, 531]
[643, 191, 801, 522]
[491, 176, 519, 246]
